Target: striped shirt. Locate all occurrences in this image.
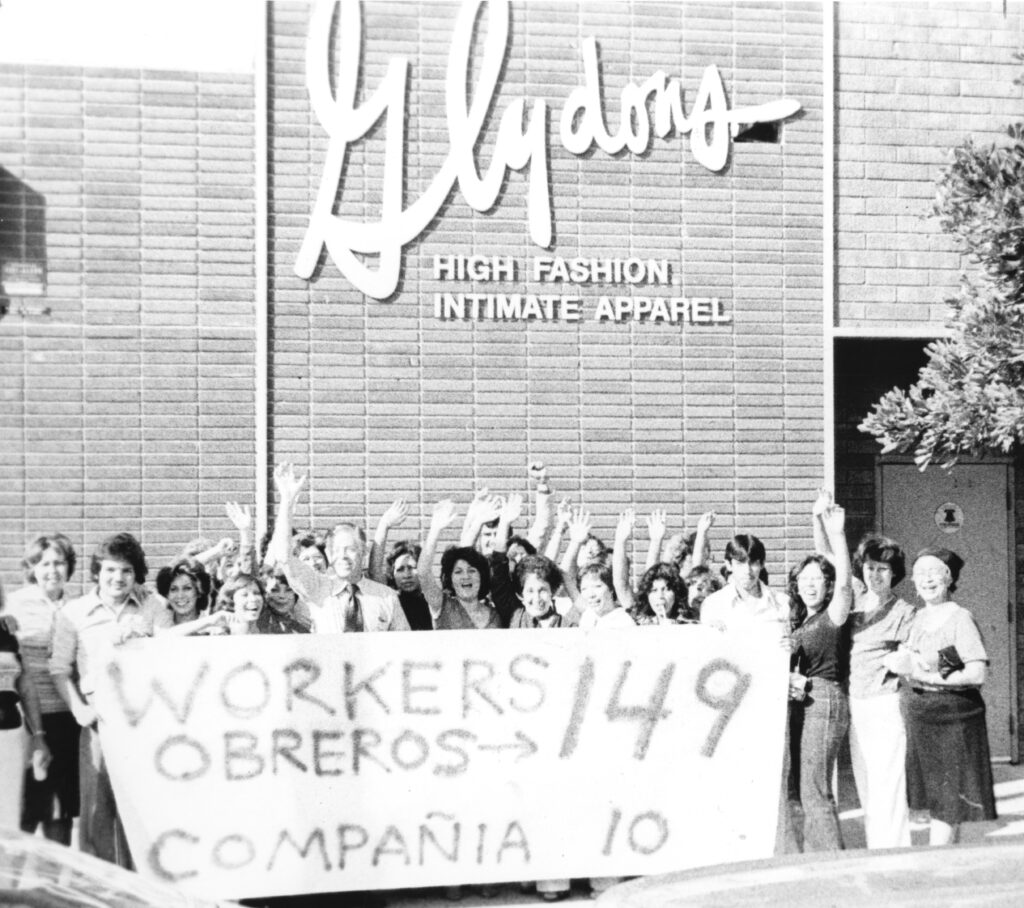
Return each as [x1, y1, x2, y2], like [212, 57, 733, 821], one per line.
[4, 584, 67, 713]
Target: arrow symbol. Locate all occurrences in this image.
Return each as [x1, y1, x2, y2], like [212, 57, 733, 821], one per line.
[478, 731, 537, 760]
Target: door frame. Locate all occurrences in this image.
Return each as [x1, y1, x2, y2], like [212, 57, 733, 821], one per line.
[875, 455, 1018, 763]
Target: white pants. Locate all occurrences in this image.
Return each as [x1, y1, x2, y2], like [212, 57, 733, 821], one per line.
[0, 727, 25, 829]
[849, 692, 911, 848]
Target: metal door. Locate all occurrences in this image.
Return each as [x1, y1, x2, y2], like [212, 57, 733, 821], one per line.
[877, 462, 1016, 761]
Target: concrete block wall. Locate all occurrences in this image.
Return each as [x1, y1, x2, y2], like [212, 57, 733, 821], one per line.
[0, 65, 256, 593]
[268, 1, 826, 580]
[835, 1, 1024, 331]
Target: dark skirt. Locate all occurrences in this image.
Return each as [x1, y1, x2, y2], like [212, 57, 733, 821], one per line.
[901, 683, 996, 825]
[22, 711, 81, 826]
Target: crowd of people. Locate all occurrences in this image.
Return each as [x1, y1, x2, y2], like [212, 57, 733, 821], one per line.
[0, 461, 998, 901]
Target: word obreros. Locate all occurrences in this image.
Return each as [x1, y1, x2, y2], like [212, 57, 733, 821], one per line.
[94, 629, 788, 899]
[295, 0, 801, 300]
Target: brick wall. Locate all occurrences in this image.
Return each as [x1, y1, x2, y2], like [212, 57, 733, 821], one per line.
[835, 2, 1024, 331]
[0, 65, 256, 594]
[267, 1, 826, 579]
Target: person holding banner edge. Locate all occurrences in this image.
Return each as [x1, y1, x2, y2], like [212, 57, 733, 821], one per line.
[49, 532, 172, 867]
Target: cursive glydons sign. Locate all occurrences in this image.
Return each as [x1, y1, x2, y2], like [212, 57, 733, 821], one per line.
[295, 0, 803, 301]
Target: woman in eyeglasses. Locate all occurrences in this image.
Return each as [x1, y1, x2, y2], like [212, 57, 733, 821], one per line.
[884, 547, 996, 846]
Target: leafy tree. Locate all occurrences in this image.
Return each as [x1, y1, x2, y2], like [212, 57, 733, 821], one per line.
[860, 70, 1024, 468]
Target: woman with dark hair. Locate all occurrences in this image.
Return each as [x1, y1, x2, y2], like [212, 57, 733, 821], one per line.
[368, 499, 432, 630]
[489, 494, 567, 632]
[626, 560, 692, 626]
[212, 573, 267, 635]
[632, 562, 695, 624]
[155, 559, 234, 637]
[3, 535, 73, 843]
[847, 533, 916, 848]
[577, 563, 635, 629]
[885, 547, 995, 846]
[419, 499, 500, 630]
[385, 541, 432, 631]
[785, 500, 852, 852]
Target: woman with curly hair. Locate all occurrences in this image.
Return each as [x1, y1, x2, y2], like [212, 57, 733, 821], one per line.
[785, 503, 852, 852]
[155, 559, 234, 637]
[419, 499, 500, 630]
[631, 562, 696, 624]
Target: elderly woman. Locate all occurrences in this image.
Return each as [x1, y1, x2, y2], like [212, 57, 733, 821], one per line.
[3, 534, 77, 843]
[885, 547, 996, 846]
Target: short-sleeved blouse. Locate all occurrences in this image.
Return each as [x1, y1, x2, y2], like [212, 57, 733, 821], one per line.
[907, 604, 987, 689]
[848, 595, 916, 698]
[434, 593, 501, 630]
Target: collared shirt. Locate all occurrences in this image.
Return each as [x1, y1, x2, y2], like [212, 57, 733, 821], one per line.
[579, 606, 637, 630]
[700, 583, 791, 642]
[283, 558, 410, 634]
[49, 585, 173, 697]
[5, 584, 67, 713]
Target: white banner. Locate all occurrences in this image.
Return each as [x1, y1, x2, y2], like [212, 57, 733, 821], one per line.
[91, 627, 787, 900]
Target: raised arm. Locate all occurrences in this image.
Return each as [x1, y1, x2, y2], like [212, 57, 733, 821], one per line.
[644, 509, 667, 571]
[822, 503, 852, 626]
[559, 507, 592, 603]
[419, 499, 459, 618]
[613, 508, 636, 609]
[526, 462, 552, 550]
[226, 500, 256, 574]
[492, 492, 525, 626]
[158, 610, 230, 637]
[544, 497, 572, 561]
[692, 510, 715, 568]
[267, 462, 306, 568]
[812, 489, 834, 560]
[369, 499, 409, 583]
[459, 488, 502, 547]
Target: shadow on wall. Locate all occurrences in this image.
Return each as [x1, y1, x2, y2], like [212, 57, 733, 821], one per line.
[0, 166, 48, 320]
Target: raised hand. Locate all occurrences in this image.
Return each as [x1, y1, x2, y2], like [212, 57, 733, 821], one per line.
[380, 498, 409, 529]
[555, 497, 573, 527]
[812, 488, 833, 518]
[822, 503, 846, 536]
[646, 508, 667, 539]
[567, 508, 593, 546]
[431, 498, 459, 533]
[615, 508, 635, 543]
[696, 510, 716, 534]
[501, 492, 524, 525]
[225, 501, 253, 533]
[273, 462, 307, 505]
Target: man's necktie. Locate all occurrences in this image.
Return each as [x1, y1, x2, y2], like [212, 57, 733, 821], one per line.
[343, 584, 364, 632]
